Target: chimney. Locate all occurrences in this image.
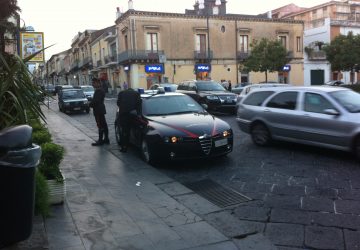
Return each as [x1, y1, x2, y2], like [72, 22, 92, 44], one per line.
[128, 0, 134, 10]
[116, 7, 122, 19]
[267, 10, 272, 18]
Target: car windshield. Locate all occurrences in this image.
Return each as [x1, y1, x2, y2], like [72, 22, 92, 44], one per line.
[196, 81, 226, 91]
[142, 95, 204, 116]
[62, 90, 85, 99]
[330, 90, 360, 113]
[81, 86, 94, 92]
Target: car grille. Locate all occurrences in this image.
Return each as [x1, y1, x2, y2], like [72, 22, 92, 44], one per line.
[218, 95, 236, 101]
[199, 136, 212, 155]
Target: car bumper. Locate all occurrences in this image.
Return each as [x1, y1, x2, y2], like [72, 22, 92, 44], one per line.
[150, 136, 233, 160]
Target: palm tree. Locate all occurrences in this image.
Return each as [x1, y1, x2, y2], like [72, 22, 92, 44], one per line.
[0, 0, 21, 54]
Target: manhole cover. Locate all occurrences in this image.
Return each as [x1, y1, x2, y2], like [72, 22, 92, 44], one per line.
[184, 179, 251, 208]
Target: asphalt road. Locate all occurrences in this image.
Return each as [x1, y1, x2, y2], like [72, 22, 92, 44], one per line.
[47, 96, 360, 250]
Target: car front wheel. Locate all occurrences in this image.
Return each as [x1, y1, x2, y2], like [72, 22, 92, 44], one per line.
[354, 137, 360, 160]
[251, 123, 271, 146]
[141, 139, 153, 164]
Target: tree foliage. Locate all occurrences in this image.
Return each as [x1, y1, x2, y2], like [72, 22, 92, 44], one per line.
[244, 38, 290, 82]
[0, 0, 21, 53]
[323, 32, 360, 72]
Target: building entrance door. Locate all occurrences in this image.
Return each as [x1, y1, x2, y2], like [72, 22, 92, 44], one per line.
[311, 70, 324, 85]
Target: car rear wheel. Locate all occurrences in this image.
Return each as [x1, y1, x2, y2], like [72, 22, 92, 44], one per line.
[251, 123, 271, 146]
[141, 139, 153, 164]
[115, 122, 121, 146]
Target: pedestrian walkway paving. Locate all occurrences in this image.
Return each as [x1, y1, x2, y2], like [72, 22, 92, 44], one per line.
[5, 107, 276, 250]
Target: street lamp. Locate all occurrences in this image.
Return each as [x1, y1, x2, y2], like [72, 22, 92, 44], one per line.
[199, 0, 221, 65]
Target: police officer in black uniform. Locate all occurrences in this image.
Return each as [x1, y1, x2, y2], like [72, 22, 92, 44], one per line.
[116, 88, 141, 152]
[89, 78, 109, 146]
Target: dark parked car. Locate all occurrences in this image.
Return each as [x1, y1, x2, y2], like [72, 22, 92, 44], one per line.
[58, 88, 90, 114]
[55, 85, 73, 94]
[177, 80, 238, 114]
[236, 86, 360, 159]
[115, 92, 233, 163]
[324, 80, 345, 86]
[43, 84, 56, 96]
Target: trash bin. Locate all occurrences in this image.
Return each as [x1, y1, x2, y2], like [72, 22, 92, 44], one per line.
[0, 125, 41, 248]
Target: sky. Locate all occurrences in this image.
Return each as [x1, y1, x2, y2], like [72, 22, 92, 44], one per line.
[17, 0, 328, 60]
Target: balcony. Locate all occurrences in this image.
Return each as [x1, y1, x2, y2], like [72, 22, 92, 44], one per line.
[117, 50, 165, 64]
[78, 57, 92, 68]
[194, 50, 213, 61]
[96, 60, 102, 67]
[70, 60, 79, 71]
[104, 55, 117, 64]
[307, 50, 327, 60]
[236, 51, 250, 61]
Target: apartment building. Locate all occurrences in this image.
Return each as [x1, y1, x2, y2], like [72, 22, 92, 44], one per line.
[278, 0, 360, 85]
[115, 8, 304, 89]
[44, 0, 304, 90]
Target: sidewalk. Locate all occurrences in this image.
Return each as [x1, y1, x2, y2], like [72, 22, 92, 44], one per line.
[7, 107, 276, 250]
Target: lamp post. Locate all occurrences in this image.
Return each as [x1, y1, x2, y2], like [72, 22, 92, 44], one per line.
[199, 0, 221, 77]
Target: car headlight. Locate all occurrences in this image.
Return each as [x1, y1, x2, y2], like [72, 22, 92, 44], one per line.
[206, 95, 219, 100]
[222, 129, 232, 137]
[164, 136, 183, 143]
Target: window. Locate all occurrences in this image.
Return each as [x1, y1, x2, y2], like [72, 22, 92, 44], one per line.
[304, 93, 334, 113]
[239, 35, 249, 52]
[296, 36, 302, 52]
[266, 91, 298, 110]
[279, 36, 287, 49]
[146, 33, 158, 51]
[110, 43, 116, 57]
[124, 35, 129, 50]
[196, 34, 207, 52]
[243, 91, 275, 106]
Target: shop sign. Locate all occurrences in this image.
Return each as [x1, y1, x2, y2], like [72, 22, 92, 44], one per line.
[195, 64, 211, 72]
[145, 64, 164, 73]
[282, 64, 291, 72]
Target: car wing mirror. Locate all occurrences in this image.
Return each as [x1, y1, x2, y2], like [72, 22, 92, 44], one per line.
[324, 108, 340, 116]
[201, 104, 208, 110]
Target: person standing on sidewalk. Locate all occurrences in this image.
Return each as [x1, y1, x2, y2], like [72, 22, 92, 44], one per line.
[89, 78, 109, 146]
[116, 88, 141, 152]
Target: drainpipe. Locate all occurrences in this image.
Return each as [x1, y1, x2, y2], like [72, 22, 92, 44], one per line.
[235, 19, 239, 84]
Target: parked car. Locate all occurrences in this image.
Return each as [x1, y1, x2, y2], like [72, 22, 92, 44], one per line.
[236, 83, 288, 109]
[79, 85, 95, 101]
[231, 83, 250, 95]
[58, 88, 90, 114]
[114, 92, 233, 163]
[236, 86, 360, 158]
[55, 85, 74, 94]
[148, 83, 178, 93]
[43, 84, 56, 96]
[324, 80, 345, 86]
[177, 80, 238, 114]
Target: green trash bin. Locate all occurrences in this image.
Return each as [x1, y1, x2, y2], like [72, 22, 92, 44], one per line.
[0, 125, 41, 248]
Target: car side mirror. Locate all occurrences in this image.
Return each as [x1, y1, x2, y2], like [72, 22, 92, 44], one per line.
[324, 109, 340, 116]
[201, 104, 208, 110]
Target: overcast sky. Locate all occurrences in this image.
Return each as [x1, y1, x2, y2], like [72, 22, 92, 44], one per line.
[17, 0, 328, 60]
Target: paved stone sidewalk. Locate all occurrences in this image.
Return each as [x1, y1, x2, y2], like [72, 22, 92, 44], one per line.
[4, 107, 276, 250]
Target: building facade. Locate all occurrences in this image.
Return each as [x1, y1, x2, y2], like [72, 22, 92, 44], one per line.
[115, 10, 304, 89]
[281, 0, 360, 85]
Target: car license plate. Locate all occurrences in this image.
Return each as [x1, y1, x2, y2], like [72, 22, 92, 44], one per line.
[215, 138, 227, 147]
[74, 107, 81, 110]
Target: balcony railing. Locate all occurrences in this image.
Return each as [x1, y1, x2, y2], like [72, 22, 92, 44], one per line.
[236, 51, 250, 61]
[118, 50, 164, 63]
[70, 60, 79, 70]
[194, 50, 213, 61]
[78, 57, 92, 68]
[105, 55, 117, 64]
[286, 50, 294, 59]
[96, 60, 102, 67]
[308, 50, 327, 60]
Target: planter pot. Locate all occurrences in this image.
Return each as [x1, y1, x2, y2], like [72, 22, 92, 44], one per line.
[47, 178, 66, 205]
